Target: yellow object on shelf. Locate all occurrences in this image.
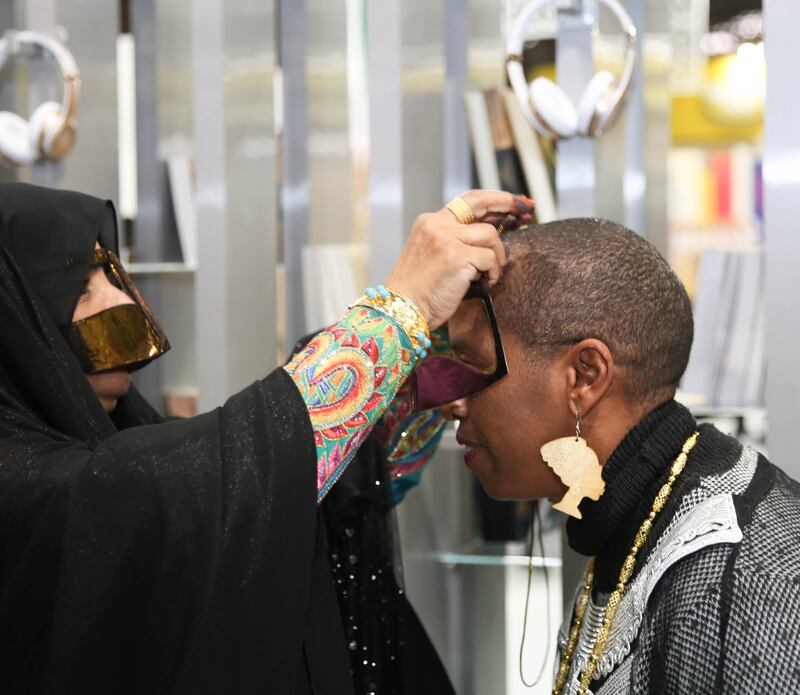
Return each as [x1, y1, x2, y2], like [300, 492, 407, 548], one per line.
[672, 94, 762, 146]
[673, 49, 765, 146]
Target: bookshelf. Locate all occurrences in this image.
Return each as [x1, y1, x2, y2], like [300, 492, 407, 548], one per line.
[127, 262, 195, 275]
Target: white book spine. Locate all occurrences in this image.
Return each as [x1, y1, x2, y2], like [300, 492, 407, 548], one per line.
[166, 155, 198, 268]
[500, 87, 557, 222]
[463, 90, 501, 190]
[116, 33, 138, 221]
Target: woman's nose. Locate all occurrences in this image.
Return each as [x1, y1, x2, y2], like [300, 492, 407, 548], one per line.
[440, 398, 468, 421]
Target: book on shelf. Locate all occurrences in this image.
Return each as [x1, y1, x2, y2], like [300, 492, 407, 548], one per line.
[463, 90, 501, 190]
[500, 86, 557, 222]
[682, 249, 728, 404]
[483, 88, 528, 197]
[166, 154, 198, 268]
[681, 248, 765, 408]
[717, 250, 763, 407]
[463, 87, 558, 222]
[742, 280, 766, 407]
[668, 145, 758, 230]
[165, 387, 198, 418]
[301, 244, 361, 334]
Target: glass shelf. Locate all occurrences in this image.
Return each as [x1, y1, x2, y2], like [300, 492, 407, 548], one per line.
[415, 541, 562, 569]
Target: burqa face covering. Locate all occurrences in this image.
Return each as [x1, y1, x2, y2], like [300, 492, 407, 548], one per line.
[62, 248, 170, 373]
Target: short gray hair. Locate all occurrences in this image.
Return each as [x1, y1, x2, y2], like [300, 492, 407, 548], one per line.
[496, 218, 694, 403]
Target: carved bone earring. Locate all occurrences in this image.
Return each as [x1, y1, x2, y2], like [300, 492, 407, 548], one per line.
[540, 409, 605, 519]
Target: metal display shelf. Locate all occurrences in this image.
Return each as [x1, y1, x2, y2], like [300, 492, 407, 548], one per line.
[421, 541, 562, 569]
[127, 262, 196, 275]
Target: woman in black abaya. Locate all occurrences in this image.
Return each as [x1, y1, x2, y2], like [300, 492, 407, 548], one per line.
[0, 183, 526, 693]
[0, 183, 333, 693]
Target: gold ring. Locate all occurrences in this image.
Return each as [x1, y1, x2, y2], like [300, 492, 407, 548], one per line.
[446, 196, 476, 225]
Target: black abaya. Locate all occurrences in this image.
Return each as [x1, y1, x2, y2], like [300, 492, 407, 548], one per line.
[0, 184, 352, 693]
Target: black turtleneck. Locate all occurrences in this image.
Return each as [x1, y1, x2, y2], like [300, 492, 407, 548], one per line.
[566, 399, 740, 593]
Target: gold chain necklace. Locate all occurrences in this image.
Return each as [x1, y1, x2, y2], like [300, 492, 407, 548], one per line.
[552, 431, 700, 695]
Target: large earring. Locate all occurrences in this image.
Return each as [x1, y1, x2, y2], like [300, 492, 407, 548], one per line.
[540, 410, 605, 519]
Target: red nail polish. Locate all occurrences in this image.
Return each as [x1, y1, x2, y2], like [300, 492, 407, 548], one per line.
[513, 195, 536, 214]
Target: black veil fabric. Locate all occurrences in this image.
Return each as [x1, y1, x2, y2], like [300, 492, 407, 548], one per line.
[0, 184, 352, 694]
[0, 183, 118, 328]
[0, 184, 117, 444]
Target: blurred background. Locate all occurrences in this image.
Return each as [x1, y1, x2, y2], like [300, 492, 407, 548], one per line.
[1, 0, 796, 692]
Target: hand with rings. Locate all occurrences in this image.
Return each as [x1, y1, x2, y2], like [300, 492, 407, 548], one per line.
[385, 190, 535, 330]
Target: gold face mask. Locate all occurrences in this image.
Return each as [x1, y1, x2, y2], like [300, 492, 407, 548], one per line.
[62, 248, 171, 374]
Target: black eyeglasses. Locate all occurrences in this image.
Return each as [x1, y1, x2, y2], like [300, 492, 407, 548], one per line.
[411, 282, 509, 412]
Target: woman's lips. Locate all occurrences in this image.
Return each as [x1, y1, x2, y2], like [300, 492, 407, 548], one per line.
[457, 434, 483, 468]
[463, 445, 482, 468]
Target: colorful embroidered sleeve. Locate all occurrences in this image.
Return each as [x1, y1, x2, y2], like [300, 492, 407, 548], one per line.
[373, 329, 450, 505]
[284, 305, 416, 502]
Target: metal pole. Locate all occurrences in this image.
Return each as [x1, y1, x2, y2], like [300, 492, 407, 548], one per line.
[193, 0, 278, 409]
[0, 2, 16, 185]
[555, 0, 597, 615]
[25, 0, 59, 188]
[443, 0, 471, 204]
[278, 0, 308, 349]
[764, 0, 800, 471]
[623, 0, 645, 234]
[442, 6, 470, 681]
[192, 0, 229, 410]
[129, 0, 168, 409]
[367, 0, 404, 286]
[555, 0, 596, 217]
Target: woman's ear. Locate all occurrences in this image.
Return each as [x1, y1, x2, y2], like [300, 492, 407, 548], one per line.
[563, 339, 614, 417]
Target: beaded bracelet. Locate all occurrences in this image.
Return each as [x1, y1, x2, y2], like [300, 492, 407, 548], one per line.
[353, 285, 432, 361]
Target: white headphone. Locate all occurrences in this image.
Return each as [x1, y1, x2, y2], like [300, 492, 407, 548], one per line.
[0, 30, 81, 166]
[506, 0, 637, 140]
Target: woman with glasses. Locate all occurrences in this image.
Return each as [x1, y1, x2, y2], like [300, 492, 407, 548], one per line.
[442, 217, 800, 694]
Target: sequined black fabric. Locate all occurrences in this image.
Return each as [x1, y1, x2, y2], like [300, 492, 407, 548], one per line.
[291, 333, 456, 695]
[0, 184, 352, 694]
[323, 439, 455, 695]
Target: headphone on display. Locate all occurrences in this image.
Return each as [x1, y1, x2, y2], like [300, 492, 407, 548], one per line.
[506, 0, 637, 140]
[0, 30, 81, 166]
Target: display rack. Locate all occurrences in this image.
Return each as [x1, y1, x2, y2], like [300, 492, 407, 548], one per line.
[427, 542, 562, 569]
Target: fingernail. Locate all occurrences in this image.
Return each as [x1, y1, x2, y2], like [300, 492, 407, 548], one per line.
[502, 240, 512, 263]
[519, 213, 533, 224]
[513, 195, 535, 215]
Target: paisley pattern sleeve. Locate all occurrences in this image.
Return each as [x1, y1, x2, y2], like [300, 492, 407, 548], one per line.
[373, 328, 450, 504]
[284, 305, 416, 503]
[381, 398, 446, 505]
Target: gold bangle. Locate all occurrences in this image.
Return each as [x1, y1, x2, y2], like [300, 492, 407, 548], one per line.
[353, 285, 431, 360]
[446, 196, 476, 225]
